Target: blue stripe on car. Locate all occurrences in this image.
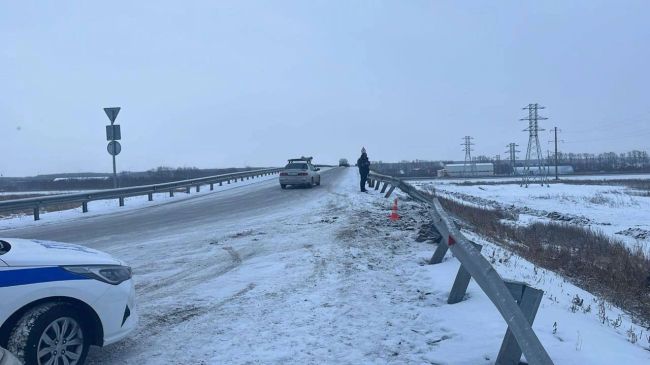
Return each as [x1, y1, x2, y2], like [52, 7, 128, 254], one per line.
[0, 267, 90, 288]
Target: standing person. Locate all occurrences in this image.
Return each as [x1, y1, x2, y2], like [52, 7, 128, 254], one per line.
[357, 147, 370, 192]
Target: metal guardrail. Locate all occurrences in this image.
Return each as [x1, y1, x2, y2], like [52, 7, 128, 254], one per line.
[0, 168, 282, 221]
[367, 171, 553, 365]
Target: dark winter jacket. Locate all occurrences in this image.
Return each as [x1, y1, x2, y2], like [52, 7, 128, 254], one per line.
[357, 153, 370, 175]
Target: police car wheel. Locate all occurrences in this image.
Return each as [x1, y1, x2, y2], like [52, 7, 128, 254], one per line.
[8, 303, 90, 365]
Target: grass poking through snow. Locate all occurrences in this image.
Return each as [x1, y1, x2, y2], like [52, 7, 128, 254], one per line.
[437, 196, 650, 324]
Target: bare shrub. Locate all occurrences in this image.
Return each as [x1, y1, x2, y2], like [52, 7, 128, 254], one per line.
[438, 196, 650, 322]
[627, 326, 638, 344]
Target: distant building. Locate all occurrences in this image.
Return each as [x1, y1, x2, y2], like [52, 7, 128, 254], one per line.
[437, 163, 494, 177]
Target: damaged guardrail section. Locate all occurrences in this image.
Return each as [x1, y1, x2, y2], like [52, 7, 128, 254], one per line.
[367, 171, 554, 365]
[0, 168, 281, 221]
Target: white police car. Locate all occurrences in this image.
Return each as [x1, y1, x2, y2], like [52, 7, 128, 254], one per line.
[0, 238, 137, 365]
[0, 346, 21, 365]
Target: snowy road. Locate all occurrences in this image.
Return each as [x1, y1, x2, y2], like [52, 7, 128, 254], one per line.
[2, 168, 649, 364]
[1, 168, 346, 246]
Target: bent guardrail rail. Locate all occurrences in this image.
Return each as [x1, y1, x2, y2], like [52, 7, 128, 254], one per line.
[0, 168, 282, 221]
[367, 171, 554, 365]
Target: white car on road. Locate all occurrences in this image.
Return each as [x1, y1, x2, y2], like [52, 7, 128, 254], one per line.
[0, 238, 137, 365]
[279, 157, 321, 189]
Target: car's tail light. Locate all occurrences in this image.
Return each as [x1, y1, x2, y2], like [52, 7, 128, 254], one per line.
[280, 172, 288, 176]
[298, 172, 308, 176]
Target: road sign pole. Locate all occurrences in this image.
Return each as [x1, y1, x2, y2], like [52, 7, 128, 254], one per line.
[104, 107, 122, 188]
[112, 154, 118, 188]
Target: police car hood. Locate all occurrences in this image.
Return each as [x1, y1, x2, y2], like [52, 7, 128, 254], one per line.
[0, 238, 124, 267]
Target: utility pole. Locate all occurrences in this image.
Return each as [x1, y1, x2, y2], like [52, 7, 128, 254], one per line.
[461, 136, 475, 177]
[520, 103, 549, 187]
[553, 126, 559, 180]
[547, 127, 563, 181]
[505, 143, 520, 176]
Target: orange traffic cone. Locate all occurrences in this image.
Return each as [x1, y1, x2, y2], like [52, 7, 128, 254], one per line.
[389, 198, 400, 221]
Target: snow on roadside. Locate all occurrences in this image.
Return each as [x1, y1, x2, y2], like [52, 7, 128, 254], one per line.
[80, 169, 649, 364]
[461, 230, 650, 364]
[0, 174, 280, 230]
[411, 180, 650, 254]
[422, 173, 650, 185]
[0, 191, 87, 196]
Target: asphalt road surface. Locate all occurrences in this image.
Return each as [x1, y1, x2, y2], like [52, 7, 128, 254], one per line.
[0, 167, 347, 247]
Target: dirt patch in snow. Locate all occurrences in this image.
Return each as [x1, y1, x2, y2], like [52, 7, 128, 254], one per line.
[616, 228, 650, 241]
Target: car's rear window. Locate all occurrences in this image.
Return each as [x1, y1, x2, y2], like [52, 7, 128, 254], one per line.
[285, 163, 308, 169]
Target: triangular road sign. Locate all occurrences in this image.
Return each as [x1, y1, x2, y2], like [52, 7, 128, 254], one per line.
[104, 107, 121, 124]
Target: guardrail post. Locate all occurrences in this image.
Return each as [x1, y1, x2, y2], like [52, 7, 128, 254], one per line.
[447, 241, 483, 304]
[33, 206, 40, 221]
[82, 202, 88, 213]
[169, 190, 174, 197]
[429, 236, 448, 264]
[196, 185, 200, 193]
[148, 193, 153, 201]
[384, 185, 396, 198]
[380, 182, 388, 193]
[210, 183, 214, 190]
[241, 177, 244, 182]
[186, 186, 191, 194]
[496, 281, 544, 365]
[119, 197, 125, 206]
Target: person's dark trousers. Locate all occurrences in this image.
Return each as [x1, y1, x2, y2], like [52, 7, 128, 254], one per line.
[360, 173, 368, 191]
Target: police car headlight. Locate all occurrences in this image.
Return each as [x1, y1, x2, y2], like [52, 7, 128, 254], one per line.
[63, 265, 132, 285]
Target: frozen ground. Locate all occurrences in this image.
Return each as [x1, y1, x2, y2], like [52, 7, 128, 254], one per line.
[0, 191, 87, 196]
[2, 169, 649, 363]
[411, 178, 650, 254]
[423, 172, 650, 185]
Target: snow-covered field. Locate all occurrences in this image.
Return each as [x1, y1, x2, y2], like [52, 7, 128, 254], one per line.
[423, 173, 650, 185]
[3, 169, 650, 363]
[0, 191, 87, 196]
[411, 177, 650, 254]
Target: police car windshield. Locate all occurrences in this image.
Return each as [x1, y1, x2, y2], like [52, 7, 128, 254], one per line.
[285, 163, 308, 170]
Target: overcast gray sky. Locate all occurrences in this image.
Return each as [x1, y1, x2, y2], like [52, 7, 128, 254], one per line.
[2, 0, 649, 176]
